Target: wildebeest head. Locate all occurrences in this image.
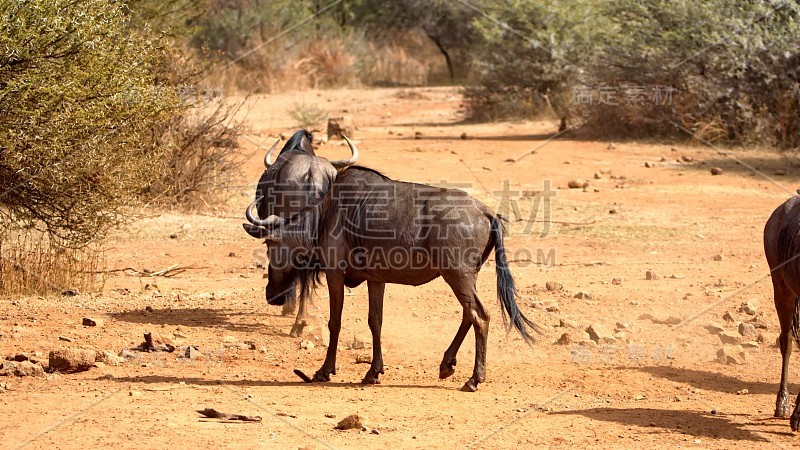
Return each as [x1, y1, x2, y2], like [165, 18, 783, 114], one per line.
[263, 129, 359, 169]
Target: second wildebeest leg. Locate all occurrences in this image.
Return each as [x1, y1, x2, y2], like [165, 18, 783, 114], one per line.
[362, 281, 385, 384]
[439, 308, 471, 380]
[289, 295, 309, 337]
[772, 277, 795, 418]
[443, 272, 489, 392]
[313, 271, 345, 382]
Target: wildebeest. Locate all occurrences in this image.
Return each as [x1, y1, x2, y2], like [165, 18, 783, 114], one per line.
[243, 166, 541, 391]
[253, 129, 358, 336]
[764, 190, 800, 430]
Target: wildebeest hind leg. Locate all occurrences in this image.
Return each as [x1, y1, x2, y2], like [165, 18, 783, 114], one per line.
[313, 271, 345, 382]
[773, 278, 795, 418]
[289, 295, 309, 337]
[439, 308, 471, 380]
[362, 281, 385, 385]
[444, 273, 488, 392]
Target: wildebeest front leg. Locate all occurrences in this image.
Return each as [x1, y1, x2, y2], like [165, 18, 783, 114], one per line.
[289, 295, 309, 337]
[362, 281, 385, 385]
[313, 271, 345, 382]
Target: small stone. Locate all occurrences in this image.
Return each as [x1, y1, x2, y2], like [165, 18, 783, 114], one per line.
[704, 323, 725, 335]
[611, 278, 622, 285]
[95, 350, 123, 366]
[545, 281, 563, 292]
[185, 346, 204, 360]
[335, 414, 366, 430]
[717, 346, 746, 365]
[49, 348, 97, 373]
[574, 291, 592, 300]
[82, 317, 104, 327]
[737, 388, 749, 395]
[227, 252, 236, 257]
[722, 311, 737, 322]
[371, 429, 380, 435]
[615, 322, 629, 331]
[586, 323, 616, 344]
[356, 354, 372, 364]
[325, 413, 336, 418]
[644, 162, 653, 168]
[300, 341, 315, 350]
[62, 289, 78, 297]
[741, 341, 760, 349]
[414, 131, 422, 139]
[681, 155, 694, 162]
[594, 173, 602, 180]
[532, 301, 559, 312]
[713, 254, 723, 262]
[710, 167, 723, 175]
[460, 132, 468, 140]
[223, 336, 237, 344]
[645, 270, 659, 280]
[568, 179, 589, 189]
[738, 322, 757, 337]
[718, 331, 741, 345]
[609, 208, 618, 214]
[170, 233, 178, 239]
[8, 361, 45, 377]
[349, 335, 370, 350]
[555, 331, 589, 346]
[58, 336, 73, 342]
[775, 169, 787, 176]
[739, 300, 758, 316]
[119, 349, 137, 360]
[129, 390, 143, 397]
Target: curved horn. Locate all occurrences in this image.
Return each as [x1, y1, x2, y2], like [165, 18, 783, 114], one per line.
[245, 197, 284, 228]
[263, 138, 280, 168]
[330, 134, 359, 168]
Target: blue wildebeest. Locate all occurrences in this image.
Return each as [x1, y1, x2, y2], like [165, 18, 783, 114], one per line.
[254, 129, 358, 336]
[764, 190, 800, 430]
[243, 166, 541, 391]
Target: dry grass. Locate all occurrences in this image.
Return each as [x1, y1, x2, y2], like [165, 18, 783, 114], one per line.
[0, 231, 104, 296]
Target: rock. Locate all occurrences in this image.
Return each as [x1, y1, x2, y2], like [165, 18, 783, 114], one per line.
[717, 346, 746, 365]
[704, 323, 725, 335]
[1, 361, 45, 377]
[640, 314, 682, 325]
[741, 341, 760, 349]
[739, 300, 758, 316]
[568, 179, 589, 189]
[95, 351, 123, 366]
[227, 252, 236, 257]
[414, 131, 422, 139]
[586, 323, 616, 344]
[325, 413, 336, 418]
[532, 301, 559, 312]
[545, 281, 563, 292]
[169, 232, 178, 239]
[460, 132, 468, 140]
[335, 414, 366, 430]
[555, 331, 589, 346]
[49, 348, 97, 373]
[611, 278, 622, 285]
[62, 289, 78, 297]
[356, 354, 372, 364]
[184, 346, 204, 360]
[710, 167, 723, 175]
[645, 270, 659, 280]
[713, 254, 723, 262]
[615, 322, 629, 331]
[738, 322, 757, 337]
[223, 336, 237, 344]
[681, 155, 694, 162]
[371, 429, 381, 435]
[722, 311, 737, 322]
[607, 143, 616, 150]
[58, 336, 73, 342]
[82, 317, 104, 327]
[718, 331, 741, 345]
[574, 291, 592, 300]
[119, 349, 137, 360]
[349, 335, 370, 350]
[594, 173, 602, 179]
[300, 341, 315, 350]
[737, 388, 749, 395]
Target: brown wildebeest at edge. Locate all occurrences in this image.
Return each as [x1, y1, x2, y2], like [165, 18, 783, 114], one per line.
[255, 129, 358, 336]
[764, 190, 800, 430]
[243, 166, 542, 391]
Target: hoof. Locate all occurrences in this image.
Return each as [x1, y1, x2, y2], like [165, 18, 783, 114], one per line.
[312, 370, 332, 382]
[439, 358, 456, 380]
[460, 380, 479, 392]
[792, 410, 800, 432]
[776, 394, 790, 418]
[361, 375, 381, 385]
[289, 321, 307, 337]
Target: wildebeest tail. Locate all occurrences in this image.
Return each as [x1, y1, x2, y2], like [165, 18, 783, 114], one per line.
[793, 297, 800, 348]
[490, 215, 543, 344]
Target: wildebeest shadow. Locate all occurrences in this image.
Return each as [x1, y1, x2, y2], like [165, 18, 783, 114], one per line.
[631, 366, 789, 396]
[552, 407, 769, 442]
[102, 375, 451, 391]
[673, 154, 800, 181]
[112, 307, 284, 335]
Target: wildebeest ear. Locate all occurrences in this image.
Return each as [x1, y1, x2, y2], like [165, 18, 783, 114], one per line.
[242, 223, 278, 241]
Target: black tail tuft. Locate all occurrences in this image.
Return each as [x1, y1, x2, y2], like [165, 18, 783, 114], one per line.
[792, 297, 800, 348]
[490, 215, 543, 345]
